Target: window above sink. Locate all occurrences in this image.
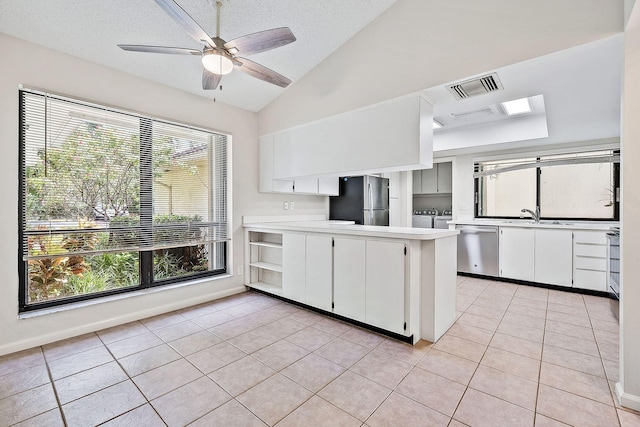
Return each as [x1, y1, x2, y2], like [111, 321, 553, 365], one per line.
[474, 149, 620, 221]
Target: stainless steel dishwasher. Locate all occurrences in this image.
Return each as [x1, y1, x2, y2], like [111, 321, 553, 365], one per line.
[456, 225, 499, 276]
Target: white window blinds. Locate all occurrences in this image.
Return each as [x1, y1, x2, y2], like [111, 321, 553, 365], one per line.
[20, 90, 229, 263]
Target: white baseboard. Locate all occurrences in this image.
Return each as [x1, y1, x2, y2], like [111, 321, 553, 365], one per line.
[616, 382, 640, 412]
[0, 286, 246, 356]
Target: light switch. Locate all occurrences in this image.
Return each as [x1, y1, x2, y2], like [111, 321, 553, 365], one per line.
[283, 201, 289, 210]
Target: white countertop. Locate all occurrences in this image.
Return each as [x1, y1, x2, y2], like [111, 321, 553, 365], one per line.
[451, 219, 618, 231]
[244, 220, 459, 240]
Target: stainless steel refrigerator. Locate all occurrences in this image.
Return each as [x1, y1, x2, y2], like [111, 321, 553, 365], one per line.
[329, 176, 389, 225]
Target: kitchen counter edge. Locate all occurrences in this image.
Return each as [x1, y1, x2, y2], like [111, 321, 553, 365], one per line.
[244, 221, 459, 240]
[451, 220, 618, 231]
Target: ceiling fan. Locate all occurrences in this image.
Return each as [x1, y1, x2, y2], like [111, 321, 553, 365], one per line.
[118, 0, 296, 90]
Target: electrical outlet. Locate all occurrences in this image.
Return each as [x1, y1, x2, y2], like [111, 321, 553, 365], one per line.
[459, 203, 468, 210]
[283, 201, 289, 210]
[237, 266, 243, 275]
[290, 201, 295, 210]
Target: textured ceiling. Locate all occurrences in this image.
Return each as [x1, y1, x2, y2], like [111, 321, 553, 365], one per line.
[0, 0, 397, 111]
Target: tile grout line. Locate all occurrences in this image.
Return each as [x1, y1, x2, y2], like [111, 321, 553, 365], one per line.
[41, 346, 69, 427]
[453, 284, 531, 423]
[94, 326, 164, 426]
[532, 290, 550, 426]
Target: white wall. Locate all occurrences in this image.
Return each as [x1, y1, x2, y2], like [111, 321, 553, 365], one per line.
[258, 0, 622, 135]
[619, 0, 640, 410]
[0, 34, 326, 356]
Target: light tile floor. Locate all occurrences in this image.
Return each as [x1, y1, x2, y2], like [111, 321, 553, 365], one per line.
[2, 276, 640, 426]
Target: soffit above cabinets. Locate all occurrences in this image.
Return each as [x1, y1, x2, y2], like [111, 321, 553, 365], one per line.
[424, 35, 622, 154]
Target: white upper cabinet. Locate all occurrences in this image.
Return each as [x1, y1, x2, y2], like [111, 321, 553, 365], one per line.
[272, 94, 433, 179]
[318, 177, 339, 196]
[413, 162, 453, 194]
[420, 167, 438, 194]
[436, 162, 453, 193]
[259, 136, 338, 195]
[293, 178, 318, 194]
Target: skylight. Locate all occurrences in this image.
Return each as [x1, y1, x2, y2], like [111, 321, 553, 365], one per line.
[501, 97, 532, 116]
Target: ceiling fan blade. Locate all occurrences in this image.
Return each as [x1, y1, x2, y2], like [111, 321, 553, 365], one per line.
[118, 44, 201, 55]
[224, 27, 296, 56]
[236, 58, 291, 88]
[154, 0, 216, 48]
[202, 69, 222, 90]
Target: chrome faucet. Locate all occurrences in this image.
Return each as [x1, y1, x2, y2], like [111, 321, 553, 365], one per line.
[521, 207, 540, 223]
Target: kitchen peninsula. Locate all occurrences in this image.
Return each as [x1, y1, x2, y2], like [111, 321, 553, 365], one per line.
[243, 216, 459, 344]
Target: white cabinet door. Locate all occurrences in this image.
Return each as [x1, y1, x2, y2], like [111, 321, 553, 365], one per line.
[259, 136, 274, 193]
[421, 167, 438, 194]
[273, 179, 294, 193]
[534, 229, 573, 287]
[305, 235, 333, 311]
[499, 228, 535, 281]
[333, 237, 366, 322]
[293, 178, 318, 194]
[437, 162, 453, 193]
[318, 178, 339, 196]
[282, 233, 306, 302]
[412, 170, 422, 194]
[365, 239, 406, 334]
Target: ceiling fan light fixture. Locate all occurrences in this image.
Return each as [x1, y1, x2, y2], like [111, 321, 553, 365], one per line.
[202, 50, 234, 75]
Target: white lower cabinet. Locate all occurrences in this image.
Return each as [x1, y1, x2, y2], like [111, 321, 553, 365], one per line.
[498, 226, 609, 291]
[365, 240, 406, 335]
[283, 233, 333, 309]
[534, 229, 573, 286]
[333, 237, 366, 322]
[282, 233, 306, 302]
[499, 228, 535, 281]
[573, 231, 608, 291]
[279, 233, 408, 336]
[305, 235, 333, 311]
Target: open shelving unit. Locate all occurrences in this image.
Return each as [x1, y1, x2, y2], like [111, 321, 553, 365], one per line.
[246, 231, 283, 295]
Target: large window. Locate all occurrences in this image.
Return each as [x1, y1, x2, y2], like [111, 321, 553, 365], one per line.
[475, 150, 619, 220]
[19, 90, 229, 311]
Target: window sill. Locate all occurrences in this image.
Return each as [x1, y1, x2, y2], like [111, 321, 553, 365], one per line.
[18, 273, 233, 319]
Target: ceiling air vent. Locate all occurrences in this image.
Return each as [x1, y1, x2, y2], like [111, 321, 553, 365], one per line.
[447, 73, 503, 100]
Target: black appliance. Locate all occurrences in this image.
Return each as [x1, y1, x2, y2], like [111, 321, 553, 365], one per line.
[607, 227, 620, 321]
[329, 176, 389, 225]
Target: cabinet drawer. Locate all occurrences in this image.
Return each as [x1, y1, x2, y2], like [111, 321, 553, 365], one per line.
[574, 256, 607, 271]
[573, 231, 607, 245]
[573, 269, 607, 291]
[574, 243, 607, 258]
